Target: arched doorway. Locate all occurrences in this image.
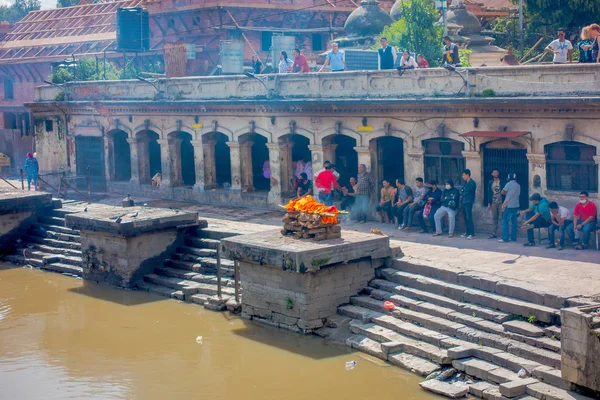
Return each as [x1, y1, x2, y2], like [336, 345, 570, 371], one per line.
[202, 132, 231, 188]
[239, 133, 270, 191]
[111, 130, 131, 181]
[179, 132, 195, 186]
[279, 133, 312, 193]
[482, 139, 529, 208]
[373, 136, 404, 185]
[135, 130, 161, 184]
[423, 138, 465, 186]
[323, 134, 358, 188]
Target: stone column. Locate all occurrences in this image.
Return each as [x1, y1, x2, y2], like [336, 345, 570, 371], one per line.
[136, 138, 151, 184]
[202, 141, 216, 189]
[354, 146, 371, 172]
[126, 138, 140, 186]
[308, 144, 324, 176]
[191, 140, 206, 191]
[103, 136, 114, 183]
[462, 151, 483, 203]
[240, 142, 254, 192]
[156, 139, 172, 188]
[168, 138, 183, 187]
[528, 153, 547, 195]
[405, 148, 425, 185]
[228, 142, 242, 191]
[280, 142, 293, 194]
[266, 143, 283, 206]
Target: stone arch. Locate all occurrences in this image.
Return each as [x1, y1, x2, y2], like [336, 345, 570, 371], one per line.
[273, 127, 315, 144]
[278, 133, 312, 193]
[133, 121, 162, 137]
[201, 125, 233, 142]
[318, 127, 362, 146]
[166, 130, 195, 186]
[234, 126, 272, 143]
[370, 135, 405, 186]
[165, 124, 197, 141]
[322, 133, 359, 188]
[106, 129, 131, 182]
[108, 121, 132, 138]
[202, 131, 231, 188]
[135, 129, 161, 184]
[239, 132, 270, 191]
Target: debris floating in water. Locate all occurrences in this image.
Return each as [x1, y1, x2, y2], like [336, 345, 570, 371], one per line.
[196, 336, 203, 344]
[345, 361, 356, 370]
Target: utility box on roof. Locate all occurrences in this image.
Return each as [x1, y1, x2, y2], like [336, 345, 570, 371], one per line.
[116, 7, 150, 52]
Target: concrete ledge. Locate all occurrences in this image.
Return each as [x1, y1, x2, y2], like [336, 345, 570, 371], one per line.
[0, 190, 53, 214]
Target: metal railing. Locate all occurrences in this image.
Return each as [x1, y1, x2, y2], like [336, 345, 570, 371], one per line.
[36, 168, 91, 201]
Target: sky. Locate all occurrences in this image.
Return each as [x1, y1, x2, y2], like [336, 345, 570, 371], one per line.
[0, 0, 57, 11]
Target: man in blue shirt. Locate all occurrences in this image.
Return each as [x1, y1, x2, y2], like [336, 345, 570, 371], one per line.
[319, 42, 346, 72]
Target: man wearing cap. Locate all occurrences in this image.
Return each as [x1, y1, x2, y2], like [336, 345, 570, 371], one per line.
[520, 193, 551, 247]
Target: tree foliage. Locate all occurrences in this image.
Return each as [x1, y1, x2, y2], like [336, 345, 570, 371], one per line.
[0, 0, 40, 23]
[49, 57, 166, 83]
[378, 0, 443, 67]
[56, 0, 80, 8]
[521, 0, 600, 34]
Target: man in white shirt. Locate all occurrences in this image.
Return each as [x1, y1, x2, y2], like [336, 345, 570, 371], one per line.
[547, 201, 572, 250]
[545, 29, 573, 64]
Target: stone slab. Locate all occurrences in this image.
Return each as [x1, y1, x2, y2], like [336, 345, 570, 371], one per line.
[499, 378, 539, 398]
[388, 352, 440, 377]
[502, 320, 545, 338]
[469, 381, 496, 398]
[65, 204, 199, 237]
[0, 190, 53, 214]
[222, 229, 397, 273]
[419, 379, 469, 398]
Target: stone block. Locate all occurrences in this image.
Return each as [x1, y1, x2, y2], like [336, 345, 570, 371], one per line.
[388, 352, 441, 377]
[419, 379, 469, 399]
[345, 334, 386, 360]
[499, 378, 539, 398]
[495, 281, 546, 307]
[448, 345, 477, 359]
[469, 381, 496, 398]
[454, 358, 500, 381]
[532, 366, 571, 391]
[487, 367, 520, 384]
[482, 387, 508, 400]
[502, 320, 545, 338]
[525, 382, 590, 400]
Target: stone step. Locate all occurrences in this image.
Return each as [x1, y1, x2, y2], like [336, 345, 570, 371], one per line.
[184, 236, 220, 250]
[349, 320, 452, 364]
[136, 281, 179, 298]
[37, 215, 66, 227]
[28, 228, 80, 243]
[189, 273, 235, 288]
[164, 259, 235, 277]
[54, 255, 83, 267]
[366, 287, 560, 353]
[348, 297, 561, 369]
[27, 236, 81, 250]
[453, 358, 520, 384]
[176, 246, 216, 258]
[189, 293, 210, 305]
[525, 381, 595, 400]
[25, 244, 82, 257]
[369, 279, 511, 323]
[381, 269, 561, 325]
[144, 274, 235, 297]
[155, 266, 198, 280]
[419, 380, 469, 399]
[173, 252, 235, 268]
[41, 262, 82, 276]
[32, 223, 80, 236]
[388, 352, 441, 377]
[191, 228, 238, 241]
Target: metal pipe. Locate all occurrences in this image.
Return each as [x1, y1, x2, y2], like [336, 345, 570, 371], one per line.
[20, 169, 24, 190]
[518, 0, 524, 54]
[216, 245, 222, 298]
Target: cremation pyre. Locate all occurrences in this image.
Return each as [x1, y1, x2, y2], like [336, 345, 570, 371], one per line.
[281, 195, 342, 241]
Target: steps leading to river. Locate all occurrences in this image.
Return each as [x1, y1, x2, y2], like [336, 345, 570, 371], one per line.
[321, 261, 596, 400]
[3, 205, 83, 277]
[136, 226, 241, 312]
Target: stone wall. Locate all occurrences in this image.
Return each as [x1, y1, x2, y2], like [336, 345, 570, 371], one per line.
[561, 304, 600, 393]
[0, 191, 53, 253]
[241, 258, 382, 333]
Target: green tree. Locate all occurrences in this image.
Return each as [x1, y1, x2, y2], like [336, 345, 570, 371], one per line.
[378, 0, 443, 67]
[49, 58, 122, 83]
[0, 0, 40, 23]
[56, 0, 80, 7]
[521, 0, 600, 34]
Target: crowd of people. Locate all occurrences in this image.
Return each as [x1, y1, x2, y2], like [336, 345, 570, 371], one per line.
[309, 163, 598, 251]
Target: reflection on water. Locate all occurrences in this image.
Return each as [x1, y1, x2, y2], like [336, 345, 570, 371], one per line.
[0, 264, 438, 400]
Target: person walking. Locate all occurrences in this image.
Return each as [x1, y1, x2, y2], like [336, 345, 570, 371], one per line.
[520, 193, 551, 247]
[416, 180, 441, 234]
[353, 164, 374, 223]
[545, 28, 573, 64]
[24, 152, 39, 191]
[278, 51, 294, 74]
[487, 169, 503, 239]
[434, 179, 460, 237]
[460, 169, 476, 239]
[401, 177, 427, 231]
[566, 191, 597, 250]
[376, 180, 396, 223]
[314, 164, 341, 206]
[547, 201, 572, 250]
[498, 173, 521, 243]
[319, 42, 346, 72]
[378, 37, 397, 70]
[393, 179, 413, 228]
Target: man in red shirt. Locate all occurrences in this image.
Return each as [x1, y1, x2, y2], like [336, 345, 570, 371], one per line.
[292, 49, 310, 73]
[567, 191, 597, 250]
[314, 164, 341, 206]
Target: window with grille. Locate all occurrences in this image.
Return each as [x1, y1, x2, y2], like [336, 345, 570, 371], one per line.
[545, 141, 598, 192]
[423, 138, 465, 186]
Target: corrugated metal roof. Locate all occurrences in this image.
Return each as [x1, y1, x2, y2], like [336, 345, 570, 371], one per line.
[468, 0, 517, 11]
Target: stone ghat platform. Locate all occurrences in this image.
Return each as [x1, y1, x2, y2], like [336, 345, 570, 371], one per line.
[222, 230, 401, 333]
[0, 189, 53, 214]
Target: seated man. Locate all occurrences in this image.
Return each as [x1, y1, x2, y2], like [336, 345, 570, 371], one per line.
[520, 193, 551, 247]
[340, 177, 357, 211]
[401, 177, 427, 231]
[566, 191, 597, 250]
[376, 180, 396, 223]
[393, 179, 413, 228]
[416, 180, 441, 233]
[296, 172, 312, 198]
[547, 201, 572, 250]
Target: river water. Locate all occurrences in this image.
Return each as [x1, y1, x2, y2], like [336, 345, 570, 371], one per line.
[0, 264, 438, 400]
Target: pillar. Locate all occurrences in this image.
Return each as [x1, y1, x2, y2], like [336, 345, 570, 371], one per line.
[280, 142, 293, 194]
[103, 136, 114, 182]
[136, 137, 151, 184]
[126, 138, 140, 186]
[202, 141, 216, 189]
[156, 139, 172, 188]
[191, 140, 206, 191]
[168, 138, 183, 186]
[240, 142, 254, 192]
[405, 147, 425, 185]
[528, 153, 547, 195]
[462, 151, 483, 203]
[228, 142, 242, 191]
[308, 144, 324, 177]
[266, 143, 283, 206]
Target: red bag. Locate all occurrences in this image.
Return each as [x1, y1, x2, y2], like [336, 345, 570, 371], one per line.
[423, 200, 432, 218]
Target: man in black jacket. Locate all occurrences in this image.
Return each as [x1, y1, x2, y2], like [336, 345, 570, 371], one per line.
[378, 37, 397, 70]
[461, 169, 477, 239]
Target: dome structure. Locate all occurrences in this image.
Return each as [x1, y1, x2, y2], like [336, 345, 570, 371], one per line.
[443, 0, 481, 35]
[390, 0, 403, 21]
[344, 0, 393, 37]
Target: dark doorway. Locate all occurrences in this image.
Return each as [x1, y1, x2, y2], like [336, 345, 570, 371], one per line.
[328, 135, 358, 188]
[179, 132, 195, 186]
[147, 131, 162, 178]
[112, 130, 131, 181]
[250, 134, 270, 191]
[75, 136, 105, 191]
[214, 133, 231, 187]
[291, 134, 310, 163]
[375, 136, 404, 184]
[483, 143, 528, 208]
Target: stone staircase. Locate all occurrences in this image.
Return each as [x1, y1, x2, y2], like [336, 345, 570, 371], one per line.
[136, 226, 241, 312]
[324, 262, 597, 400]
[3, 206, 83, 276]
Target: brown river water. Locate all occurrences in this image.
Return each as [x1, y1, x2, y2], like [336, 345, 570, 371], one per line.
[0, 264, 439, 400]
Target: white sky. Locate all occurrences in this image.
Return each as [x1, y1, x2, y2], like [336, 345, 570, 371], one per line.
[0, 0, 56, 11]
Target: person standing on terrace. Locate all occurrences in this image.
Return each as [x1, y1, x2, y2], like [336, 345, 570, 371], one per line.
[319, 42, 346, 72]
